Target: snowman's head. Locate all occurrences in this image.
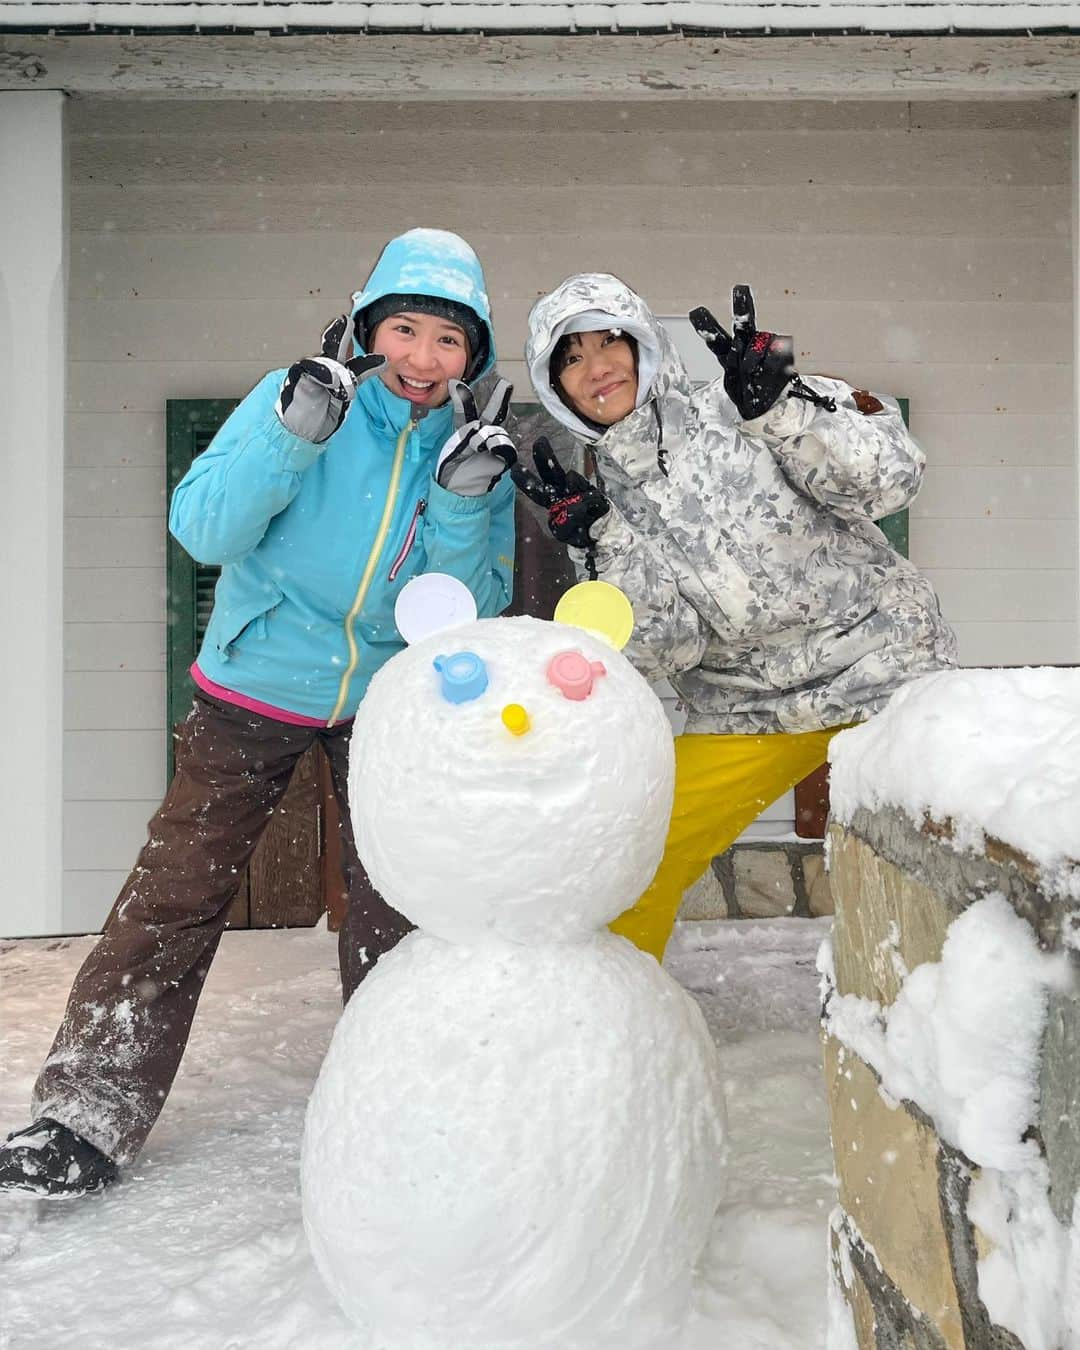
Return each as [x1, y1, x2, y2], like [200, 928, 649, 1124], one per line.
[348, 613, 675, 945]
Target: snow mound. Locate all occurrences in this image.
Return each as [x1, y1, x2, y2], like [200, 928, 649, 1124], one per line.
[829, 667, 1080, 886]
[822, 893, 1070, 1172]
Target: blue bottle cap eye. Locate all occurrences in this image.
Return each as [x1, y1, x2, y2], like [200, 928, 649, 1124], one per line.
[432, 651, 489, 704]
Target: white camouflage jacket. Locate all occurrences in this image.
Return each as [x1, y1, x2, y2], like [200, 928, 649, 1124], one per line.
[526, 274, 957, 735]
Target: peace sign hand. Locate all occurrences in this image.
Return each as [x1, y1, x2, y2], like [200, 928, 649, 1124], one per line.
[275, 315, 387, 444]
[435, 379, 518, 497]
[689, 285, 795, 422]
[511, 439, 611, 550]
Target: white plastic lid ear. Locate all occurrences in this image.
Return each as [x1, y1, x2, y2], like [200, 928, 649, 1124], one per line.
[394, 573, 478, 645]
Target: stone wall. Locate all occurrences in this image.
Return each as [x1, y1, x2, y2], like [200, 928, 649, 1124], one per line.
[677, 841, 834, 921]
[822, 806, 1080, 1349]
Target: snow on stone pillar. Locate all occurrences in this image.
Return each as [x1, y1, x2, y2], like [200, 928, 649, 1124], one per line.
[819, 669, 1080, 1349]
[0, 92, 66, 936]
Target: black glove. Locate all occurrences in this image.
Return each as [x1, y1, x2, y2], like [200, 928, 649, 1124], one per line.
[689, 285, 798, 421]
[276, 316, 387, 444]
[435, 380, 517, 497]
[511, 439, 611, 551]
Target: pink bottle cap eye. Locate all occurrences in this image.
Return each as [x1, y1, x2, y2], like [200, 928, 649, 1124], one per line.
[547, 650, 607, 701]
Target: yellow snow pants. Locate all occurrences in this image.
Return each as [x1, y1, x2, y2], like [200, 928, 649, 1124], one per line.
[609, 727, 844, 961]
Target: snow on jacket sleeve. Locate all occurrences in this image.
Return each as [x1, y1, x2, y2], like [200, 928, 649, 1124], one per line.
[420, 472, 515, 618]
[742, 378, 925, 521]
[169, 372, 325, 565]
[571, 506, 707, 682]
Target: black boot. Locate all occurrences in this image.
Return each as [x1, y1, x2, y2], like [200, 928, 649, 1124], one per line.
[0, 1118, 118, 1198]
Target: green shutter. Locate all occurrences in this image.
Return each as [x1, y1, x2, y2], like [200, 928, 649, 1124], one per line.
[165, 398, 239, 776]
[875, 397, 910, 558]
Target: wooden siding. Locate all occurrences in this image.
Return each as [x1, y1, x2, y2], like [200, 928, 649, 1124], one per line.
[63, 95, 1078, 928]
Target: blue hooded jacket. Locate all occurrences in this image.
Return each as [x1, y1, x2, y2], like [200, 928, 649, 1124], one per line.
[169, 229, 515, 724]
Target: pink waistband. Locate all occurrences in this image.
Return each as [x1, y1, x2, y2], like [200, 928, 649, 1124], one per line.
[190, 664, 352, 728]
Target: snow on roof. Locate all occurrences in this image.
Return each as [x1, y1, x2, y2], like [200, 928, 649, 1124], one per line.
[2, 0, 1077, 31]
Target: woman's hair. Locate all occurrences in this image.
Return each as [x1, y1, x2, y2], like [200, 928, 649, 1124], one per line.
[550, 329, 639, 418]
[549, 332, 578, 387]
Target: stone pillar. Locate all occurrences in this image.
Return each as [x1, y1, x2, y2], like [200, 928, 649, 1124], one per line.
[822, 807, 1080, 1349]
[0, 92, 67, 936]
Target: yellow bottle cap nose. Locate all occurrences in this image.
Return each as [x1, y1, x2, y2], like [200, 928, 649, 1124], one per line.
[501, 704, 531, 737]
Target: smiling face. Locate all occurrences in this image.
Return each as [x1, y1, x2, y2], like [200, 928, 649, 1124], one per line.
[348, 615, 675, 945]
[552, 330, 639, 426]
[371, 311, 470, 409]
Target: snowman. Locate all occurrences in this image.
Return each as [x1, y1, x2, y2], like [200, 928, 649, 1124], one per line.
[301, 576, 726, 1350]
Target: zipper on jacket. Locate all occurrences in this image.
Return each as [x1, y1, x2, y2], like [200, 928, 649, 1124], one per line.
[387, 497, 427, 582]
[327, 421, 413, 726]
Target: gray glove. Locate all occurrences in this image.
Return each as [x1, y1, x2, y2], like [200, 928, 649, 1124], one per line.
[275, 316, 386, 444]
[435, 380, 517, 497]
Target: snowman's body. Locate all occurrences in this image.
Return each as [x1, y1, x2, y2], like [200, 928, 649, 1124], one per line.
[301, 614, 726, 1350]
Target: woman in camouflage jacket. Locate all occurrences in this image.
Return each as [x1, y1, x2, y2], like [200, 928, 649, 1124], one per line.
[514, 272, 957, 960]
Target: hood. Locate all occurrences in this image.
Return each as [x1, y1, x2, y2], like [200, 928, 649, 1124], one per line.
[351, 228, 497, 383]
[525, 273, 688, 442]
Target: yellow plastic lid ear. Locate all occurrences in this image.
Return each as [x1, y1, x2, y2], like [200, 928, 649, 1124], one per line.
[553, 581, 634, 651]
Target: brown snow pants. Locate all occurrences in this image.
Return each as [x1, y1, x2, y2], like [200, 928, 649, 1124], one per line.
[32, 692, 414, 1164]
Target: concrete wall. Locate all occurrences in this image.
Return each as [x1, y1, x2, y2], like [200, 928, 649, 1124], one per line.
[63, 96, 1078, 932]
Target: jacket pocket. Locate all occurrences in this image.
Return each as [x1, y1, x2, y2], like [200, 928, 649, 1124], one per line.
[213, 584, 284, 660]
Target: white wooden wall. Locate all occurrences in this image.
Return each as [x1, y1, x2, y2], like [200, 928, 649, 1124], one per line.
[1, 93, 67, 938]
[64, 95, 1078, 931]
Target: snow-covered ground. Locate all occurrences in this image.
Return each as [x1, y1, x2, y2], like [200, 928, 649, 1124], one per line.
[0, 917, 834, 1350]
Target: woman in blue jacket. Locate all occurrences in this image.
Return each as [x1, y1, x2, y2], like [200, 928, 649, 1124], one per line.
[0, 229, 517, 1198]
